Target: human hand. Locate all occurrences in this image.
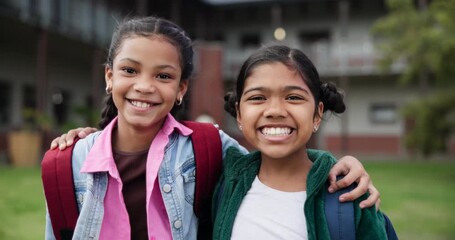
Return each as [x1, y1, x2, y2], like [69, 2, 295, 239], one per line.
[328, 155, 380, 210]
[50, 127, 99, 150]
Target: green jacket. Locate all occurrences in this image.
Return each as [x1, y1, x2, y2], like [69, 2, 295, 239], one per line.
[212, 147, 387, 240]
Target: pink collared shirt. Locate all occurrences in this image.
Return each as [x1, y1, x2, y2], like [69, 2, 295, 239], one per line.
[81, 114, 192, 240]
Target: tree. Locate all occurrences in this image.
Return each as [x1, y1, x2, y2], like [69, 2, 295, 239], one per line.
[372, 0, 455, 156]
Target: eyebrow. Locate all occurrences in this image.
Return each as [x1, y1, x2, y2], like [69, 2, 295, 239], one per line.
[118, 58, 178, 70]
[243, 87, 264, 95]
[118, 58, 140, 65]
[243, 85, 310, 95]
[285, 86, 310, 94]
[156, 64, 178, 70]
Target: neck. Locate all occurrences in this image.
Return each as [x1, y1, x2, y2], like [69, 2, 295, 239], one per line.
[258, 149, 312, 192]
[112, 120, 164, 153]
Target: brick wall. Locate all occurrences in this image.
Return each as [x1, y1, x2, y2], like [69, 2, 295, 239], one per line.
[326, 135, 401, 155]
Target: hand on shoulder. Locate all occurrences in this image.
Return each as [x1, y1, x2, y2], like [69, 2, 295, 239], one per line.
[50, 127, 99, 150]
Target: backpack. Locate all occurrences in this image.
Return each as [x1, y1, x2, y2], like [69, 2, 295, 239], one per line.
[325, 178, 399, 240]
[41, 121, 222, 240]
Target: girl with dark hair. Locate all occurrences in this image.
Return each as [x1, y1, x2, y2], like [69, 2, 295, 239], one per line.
[47, 17, 381, 240]
[45, 16, 222, 240]
[214, 45, 389, 239]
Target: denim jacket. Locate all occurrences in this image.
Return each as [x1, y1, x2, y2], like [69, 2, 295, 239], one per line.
[45, 122, 247, 240]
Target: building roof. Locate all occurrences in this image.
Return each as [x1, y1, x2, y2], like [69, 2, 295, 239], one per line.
[201, 0, 304, 6]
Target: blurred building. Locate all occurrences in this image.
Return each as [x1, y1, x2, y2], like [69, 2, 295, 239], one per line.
[0, 0, 451, 163]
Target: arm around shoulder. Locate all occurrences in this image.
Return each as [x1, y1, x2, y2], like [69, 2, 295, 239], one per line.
[218, 130, 248, 159]
[354, 197, 390, 240]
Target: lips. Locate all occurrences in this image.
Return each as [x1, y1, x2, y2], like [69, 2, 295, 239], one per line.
[260, 127, 293, 136]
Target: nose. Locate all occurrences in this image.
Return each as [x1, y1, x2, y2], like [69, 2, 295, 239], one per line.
[264, 98, 287, 118]
[134, 75, 156, 94]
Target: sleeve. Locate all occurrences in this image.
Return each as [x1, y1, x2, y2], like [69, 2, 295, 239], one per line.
[354, 196, 388, 239]
[218, 130, 248, 162]
[45, 203, 57, 240]
[211, 166, 226, 222]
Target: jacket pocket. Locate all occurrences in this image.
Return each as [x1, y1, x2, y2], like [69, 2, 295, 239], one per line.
[74, 180, 87, 211]
[180, 158, 196, 204]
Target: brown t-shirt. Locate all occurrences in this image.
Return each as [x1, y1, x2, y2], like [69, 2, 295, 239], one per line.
[114, 149, 148, 240]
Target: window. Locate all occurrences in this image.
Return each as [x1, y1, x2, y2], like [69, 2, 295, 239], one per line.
[210, 32, 225, 42]
[23, 85, 36, 110]
[22, 85, 37, 125]
[52, 89, 70, 125]
[299, 31, 330, 43]
[298, 30, 330, 65]
[0, 82, 11, 124]
[370, 103, 397, 124]
[240, 33, 260, 48]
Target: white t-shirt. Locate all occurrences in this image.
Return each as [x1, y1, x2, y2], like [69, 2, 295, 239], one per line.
[231, 176, 308, 240]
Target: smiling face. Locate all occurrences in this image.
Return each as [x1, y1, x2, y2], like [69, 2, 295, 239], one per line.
[105, 36, 187, 134]
[237, 62, 323, 161]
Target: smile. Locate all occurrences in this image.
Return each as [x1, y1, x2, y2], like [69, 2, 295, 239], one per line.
[260, 127, 292, 136]
[130, 100, 151, 108]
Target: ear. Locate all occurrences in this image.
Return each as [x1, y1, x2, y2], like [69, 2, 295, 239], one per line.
[177, 79, 189, 99]
[236, 102, 242, 127]
[105, 65, 113, 89]
[313, 101, 324, 127]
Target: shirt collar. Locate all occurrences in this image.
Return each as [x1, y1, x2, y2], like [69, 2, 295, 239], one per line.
[81, 113, 192, 174]
[162, 113, 193, 137]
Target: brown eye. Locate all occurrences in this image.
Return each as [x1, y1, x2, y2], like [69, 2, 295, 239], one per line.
[157, 73, 171, 79]
[121, 67, 136, 74]
[286, 95, 303, 101]
[248, 96, 266, 101]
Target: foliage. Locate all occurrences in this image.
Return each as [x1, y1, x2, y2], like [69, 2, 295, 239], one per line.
[58, 105, 100, 133]
[21, 108, 53, 132]
[371, 0, 455, 156]
[402, 92, 455, 156]
[16, 105, 99, 134]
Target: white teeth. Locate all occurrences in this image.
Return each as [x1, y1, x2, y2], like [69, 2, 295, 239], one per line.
[261, 127, 291, 136]
[131, 100, 151, 108]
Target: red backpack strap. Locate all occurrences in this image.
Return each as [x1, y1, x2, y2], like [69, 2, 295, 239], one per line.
[181, 121, 222, 239]
[41, 138, 80, 240]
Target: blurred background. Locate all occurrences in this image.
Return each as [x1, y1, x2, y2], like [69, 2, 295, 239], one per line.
[0, 0, 454, 239]
[1, 0, 455, 163]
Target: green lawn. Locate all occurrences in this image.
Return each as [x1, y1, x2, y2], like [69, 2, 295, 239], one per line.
[0, 161, 454, 240]
[364, 161, 455, 240]
[0, 167, 45, 240]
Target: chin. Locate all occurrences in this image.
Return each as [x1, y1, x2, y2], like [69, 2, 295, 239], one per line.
[258, 148, 289, 159]
[259, 144, 304, 160]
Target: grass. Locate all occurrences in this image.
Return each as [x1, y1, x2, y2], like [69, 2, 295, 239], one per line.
[0, 161, 454, 240]
[0, 166, 45, 240]
[364, 161, 455, 240]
